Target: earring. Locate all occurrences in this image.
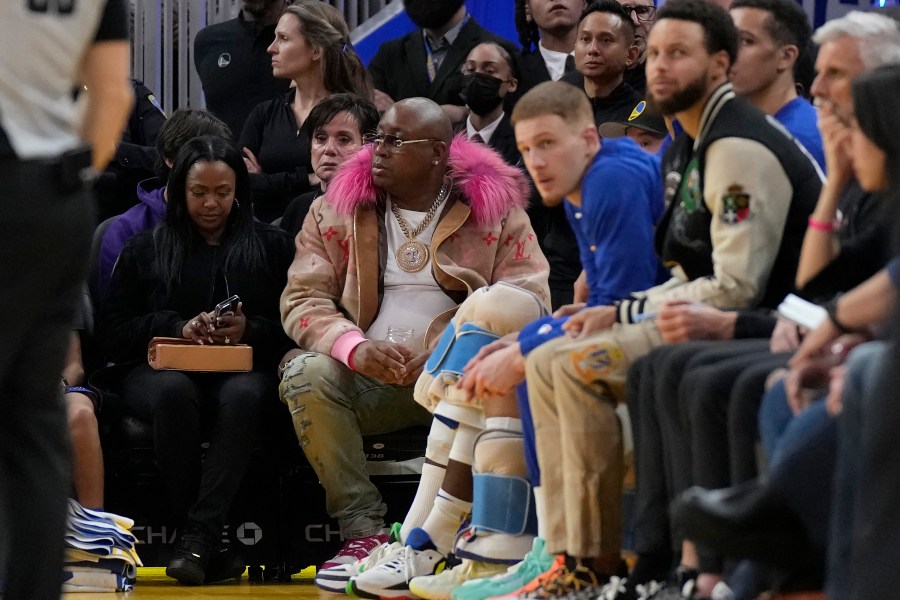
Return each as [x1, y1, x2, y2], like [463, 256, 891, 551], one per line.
[234, 198, 241, 208]
[432, 159, 439, 165]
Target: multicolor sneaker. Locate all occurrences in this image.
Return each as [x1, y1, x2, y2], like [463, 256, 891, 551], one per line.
[318, 541, 406, 593]
[452, 538, 555, 600]
[316, 524, 401, 593]
[520, 565, 601, 600]
[350, 546, 447, 599]
[321, 532, 391, 571]
[410, 559, 507, 600]
[486, 554, 565, 600]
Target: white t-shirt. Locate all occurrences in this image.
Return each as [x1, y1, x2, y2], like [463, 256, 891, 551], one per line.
[366, 199, 457, 351]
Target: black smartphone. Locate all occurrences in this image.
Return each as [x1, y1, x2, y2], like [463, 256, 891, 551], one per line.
[214, 295, 240, 327]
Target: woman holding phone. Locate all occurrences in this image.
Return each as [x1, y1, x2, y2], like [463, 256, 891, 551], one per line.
[98, 135, 294, 585]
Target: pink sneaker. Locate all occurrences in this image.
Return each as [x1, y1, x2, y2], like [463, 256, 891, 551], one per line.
[321, 532, 390, 570]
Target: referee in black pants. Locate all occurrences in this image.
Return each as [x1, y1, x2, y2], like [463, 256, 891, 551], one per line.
[0, 2, 132, 598]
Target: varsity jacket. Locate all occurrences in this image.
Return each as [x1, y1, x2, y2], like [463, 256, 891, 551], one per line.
[281, 136, 551, 358]
[615, 84, 823, 323]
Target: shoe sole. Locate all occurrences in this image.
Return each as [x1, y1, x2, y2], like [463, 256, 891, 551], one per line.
[316, 573, 354, 594]
[350, 579, 419, 599]
[166, 564, 204, 586]
[409, 580, 454, 600]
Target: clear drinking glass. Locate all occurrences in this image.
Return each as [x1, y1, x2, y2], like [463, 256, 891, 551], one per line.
[385, 325, 415, 346]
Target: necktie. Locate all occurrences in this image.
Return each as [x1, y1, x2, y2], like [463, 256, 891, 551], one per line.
[471, 133, 484, 144]
[564, 54, 576, 75]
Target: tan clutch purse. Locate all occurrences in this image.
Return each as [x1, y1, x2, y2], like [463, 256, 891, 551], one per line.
[147, 337, 253, 372]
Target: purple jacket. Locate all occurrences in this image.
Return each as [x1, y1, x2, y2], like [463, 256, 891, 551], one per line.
[97, 179, 166, 298]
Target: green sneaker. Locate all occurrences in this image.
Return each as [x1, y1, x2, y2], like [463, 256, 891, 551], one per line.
[451, 538, 553, 600]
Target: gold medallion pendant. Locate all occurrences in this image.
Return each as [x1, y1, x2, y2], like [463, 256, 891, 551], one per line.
[396, 240, 430, 272]
[389, 178, 450, 273]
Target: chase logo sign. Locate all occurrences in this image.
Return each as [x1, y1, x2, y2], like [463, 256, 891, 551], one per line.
[237, 522, 263, 546]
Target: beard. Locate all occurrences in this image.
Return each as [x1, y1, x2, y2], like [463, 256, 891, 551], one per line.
[651, 72, 708, 116]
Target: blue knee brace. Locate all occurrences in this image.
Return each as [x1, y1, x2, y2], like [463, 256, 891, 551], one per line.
[469, 473, 538, 536]
[425, 322, 500, 378]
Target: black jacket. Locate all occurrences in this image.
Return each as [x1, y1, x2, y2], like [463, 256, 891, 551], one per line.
[369, 17, 517, 107]
[98, 223, 294, 371]
[239, 88, 313, 223]
[658, 88, 821, 312]
[194, 13, 290, 138]
[560, 72, 641, 127]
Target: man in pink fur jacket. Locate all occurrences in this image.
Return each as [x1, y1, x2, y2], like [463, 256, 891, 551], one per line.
[278, 97, 550, 578]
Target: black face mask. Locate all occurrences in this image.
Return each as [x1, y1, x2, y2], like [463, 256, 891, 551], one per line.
[461, 72, 505, 116]
[403, 0, 465, 29]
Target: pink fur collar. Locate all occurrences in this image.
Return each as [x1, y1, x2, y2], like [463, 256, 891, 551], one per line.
[325, 134, 529, 226]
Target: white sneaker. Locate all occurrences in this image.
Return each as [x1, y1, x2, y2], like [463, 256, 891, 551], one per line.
[409, 559, 506, 600]
[316, 541, 404, 593]
[350, 546, 446, 599]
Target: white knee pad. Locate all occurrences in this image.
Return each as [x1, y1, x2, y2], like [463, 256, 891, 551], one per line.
[448, 422, 481, 465]
[473, 424, 527, 477]
[434, 399, 485, 430]
[425, 417, 457, 465]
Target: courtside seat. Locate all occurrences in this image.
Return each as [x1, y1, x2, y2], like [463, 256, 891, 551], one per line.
[97, 378, 428, 580]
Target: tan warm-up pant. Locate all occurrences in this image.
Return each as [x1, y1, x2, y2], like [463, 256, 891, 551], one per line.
[525, 320, 662, 558]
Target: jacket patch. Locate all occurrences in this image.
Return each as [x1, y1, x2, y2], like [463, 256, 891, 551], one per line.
[679, 158, 702, 214]
[720, 184, 751, 224]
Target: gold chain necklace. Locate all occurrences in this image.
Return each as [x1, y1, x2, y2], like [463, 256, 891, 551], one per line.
[389, 179, 450, 273]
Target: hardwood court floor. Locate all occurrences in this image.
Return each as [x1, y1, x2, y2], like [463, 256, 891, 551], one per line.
[63, 567, 331, 599]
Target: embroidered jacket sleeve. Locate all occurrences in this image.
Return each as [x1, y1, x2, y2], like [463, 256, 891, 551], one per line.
[488, 207, 552, 309]
[616, 137, 792, 323]
[281, 197, 360, 355]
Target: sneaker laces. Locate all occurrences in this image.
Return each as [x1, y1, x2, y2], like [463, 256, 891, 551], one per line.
[335, 535, 385, 562]
[634, 580, 664, 599]
[540, 566, 598, 598]
[599, 576, 628, 599]
[376, 545, 428, 584]
[360, 541, 403, 571]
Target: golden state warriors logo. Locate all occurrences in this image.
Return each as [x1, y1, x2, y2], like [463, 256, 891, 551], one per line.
[570, 343, 624, 383]
[628, 101, 646, 121]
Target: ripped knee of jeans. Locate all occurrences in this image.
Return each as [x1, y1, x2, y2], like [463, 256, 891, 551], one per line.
[280, 351, 318, 403]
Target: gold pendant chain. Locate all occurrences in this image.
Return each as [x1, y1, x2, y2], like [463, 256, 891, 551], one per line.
[389, 178, 450, 241]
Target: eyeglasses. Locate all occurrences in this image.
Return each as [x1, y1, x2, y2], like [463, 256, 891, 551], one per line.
[363, 133, 441, 150]
[619, 4, 656, 22]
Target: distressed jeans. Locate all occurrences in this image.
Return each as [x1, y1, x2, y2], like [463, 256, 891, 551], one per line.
[280, 351, 431, 538]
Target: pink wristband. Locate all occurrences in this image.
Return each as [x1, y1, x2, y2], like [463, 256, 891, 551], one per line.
[808, 216, 835, 232]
